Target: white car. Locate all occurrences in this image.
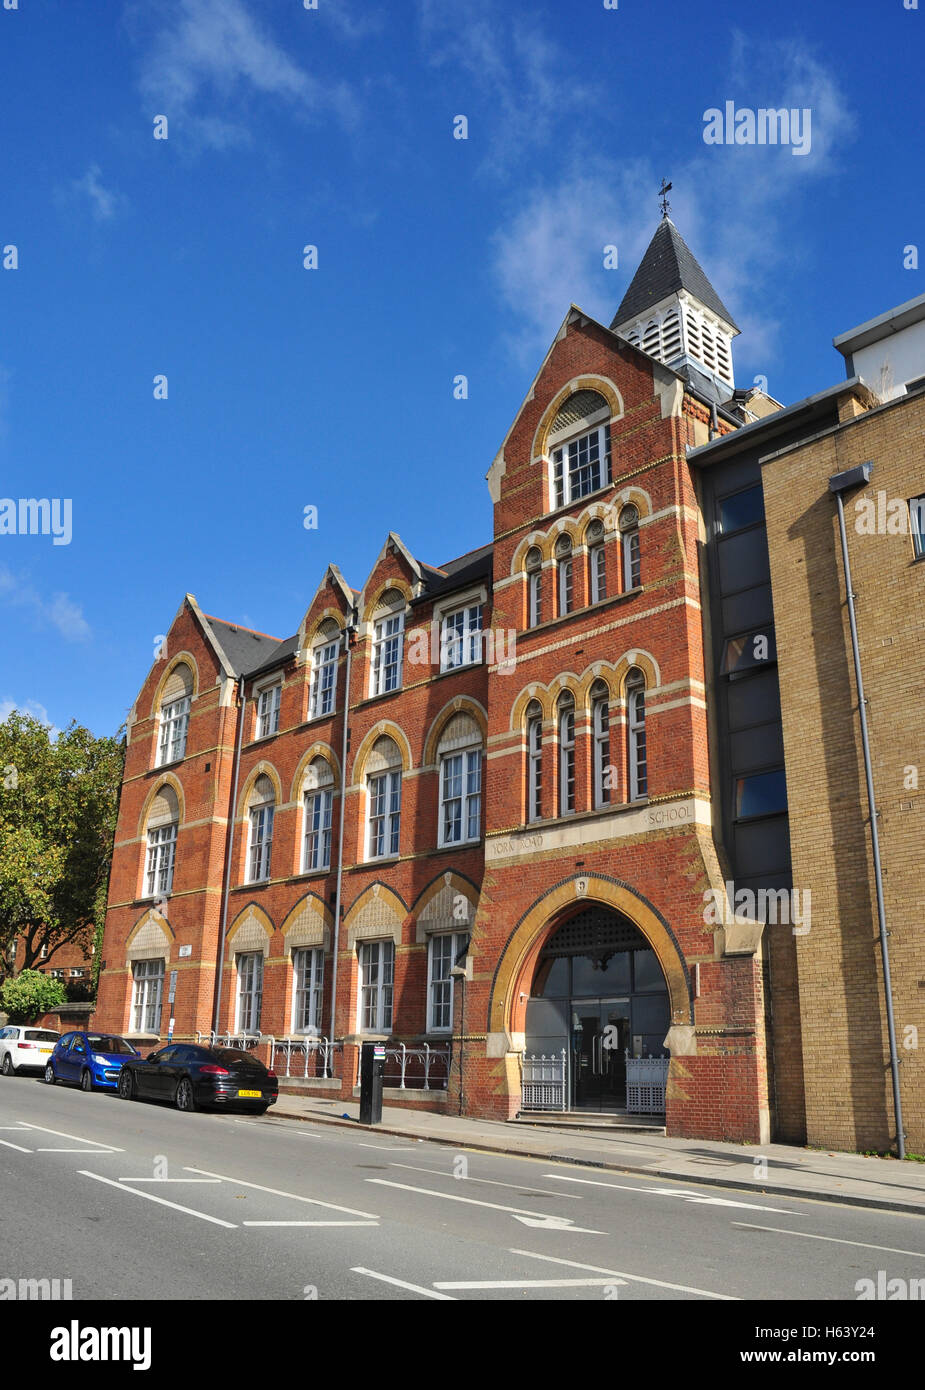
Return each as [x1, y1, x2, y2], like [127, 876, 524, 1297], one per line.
[0, 1025, 60, 1075]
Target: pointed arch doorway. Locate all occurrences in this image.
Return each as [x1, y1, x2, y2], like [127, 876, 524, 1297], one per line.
[525, 905, 671, 1112]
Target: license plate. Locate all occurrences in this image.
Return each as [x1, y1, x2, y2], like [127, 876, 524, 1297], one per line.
[40, 1048, 52, 1054]
[237, 1089, 261, 1098]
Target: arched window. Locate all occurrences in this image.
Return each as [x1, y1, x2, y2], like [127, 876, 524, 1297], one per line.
[437, 714, 483, 846]
[366, 736, 402, 860]
[619, 504, 641, 590]
[525, 547, 543, 628]
[145, 785, 178, 898]
[309, 619, 341, 719]
[558, 693, 576, 816]
[247, 774, 275, 883]
[555, 534, 574, 616]
[548, 390, 612, 509]
[591, 679, 611, 808]
[156, 663, 192, 767]
[526, 699, 543, 823]
[626, 669, 647, 801]
[370, 591, 405, 697]
[302, 757, 334, 872]
[587, 518, 606, 604]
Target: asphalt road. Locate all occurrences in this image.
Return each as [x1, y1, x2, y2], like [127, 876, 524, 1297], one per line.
[2, 1071, 925, 1302]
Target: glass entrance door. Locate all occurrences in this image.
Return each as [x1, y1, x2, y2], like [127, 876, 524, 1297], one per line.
[572, 999, 631, 1110]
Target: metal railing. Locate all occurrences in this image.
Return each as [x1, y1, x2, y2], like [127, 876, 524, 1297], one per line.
[354, 1042, 452, 1091]
[269, 1036, 341, 1080]
[521, 1050, 568, 1112]
[196, 1029, 262, 1052]
[625, 1054, 669, 1114]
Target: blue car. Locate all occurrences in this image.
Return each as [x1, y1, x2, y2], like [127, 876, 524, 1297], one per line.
[44, 1031, 141, 1092]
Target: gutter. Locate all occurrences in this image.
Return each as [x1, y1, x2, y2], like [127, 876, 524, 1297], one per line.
[212, 675, 246, 1034]
[327, 609, 358, 1064]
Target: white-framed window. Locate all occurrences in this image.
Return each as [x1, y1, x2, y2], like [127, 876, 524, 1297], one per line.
[620, 505, 641, 590]
[627, 669, 647, 801]
[371, 596, 405, 696]
[525, 547, 543, 627]
[131, 959, 164, 1033]
[587, 518, 607, 603]
[247, 775, 275, 882]
[440, 748, 482, 845]
[309, 635, 340, 719]
[69, 968, 84, 979]
[291, 947, 324, 1033]
[591, 679, 611, 808]
[910, 495, 925, 558]
[440, 603, 483, 671]
[358, 940, 394, 1032]
[558, 694, 575, 816]
[556, 535, 573, 616]
[302, 759, 334, 872]
[427, 931, 468, 1032]
[365, 737, 402, 860]
[526, 700, 543, 823]
[236, 952, 263, 1032]
[551, 424, 611, 509]
[256, 683, 281, 739]
[145, 823, 177, 897]
[157, 695, 190, 766]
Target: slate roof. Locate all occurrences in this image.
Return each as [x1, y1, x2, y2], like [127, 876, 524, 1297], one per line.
[611, 218, 739, 332]
[202, 615, 288, 677]
[412, 542, 494, 606]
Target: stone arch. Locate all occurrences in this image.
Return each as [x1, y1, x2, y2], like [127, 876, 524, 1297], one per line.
[343, 882, 407, 949]
[412, 870, 480, 943]
[576, 661, 621, 708]
[362, 581, 411, 625]
[290, 743, 341, 803]
[530, 375, 625, 462]
[125, 907, 175, 966]
[226, 902, 274, 956]
[422, 697, 487, 768]
[509, 682, 553, 730]
[547, 671, 582, 708]
[151, 652, 199, 717]
[614, 649, 661, 696]
[488, 874, 692, 1041]
[236, 761, 284, 818]
[301, 607, 344, 652]
[137, 773, 186, 838]
[351, 722, 413, 784]
[510, 531, 549, 577]
[280, 893, 332, 954]
[614, 484, 654, 521]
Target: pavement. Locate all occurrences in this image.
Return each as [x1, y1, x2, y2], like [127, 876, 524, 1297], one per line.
[273, 1091, 925, 1215]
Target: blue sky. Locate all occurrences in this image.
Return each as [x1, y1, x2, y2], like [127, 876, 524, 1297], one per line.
[1, 0, 922, 739]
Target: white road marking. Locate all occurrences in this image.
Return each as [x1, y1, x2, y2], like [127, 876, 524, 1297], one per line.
[509, 1248, 739, 1301]
[0, 1138, 32, 1152]
[18, 1122, 122, 1151]
[357, 1143, 417, 1151]
[512, 1213, 603, 1231]
[546, 1173, 794, 1213]
[388, 1162, 583, 1199]
[185, 1166, 379, 1219]
[79, 1171, 237, 1227]
[118, 1178, 222, 1184]
[435, 1277, 626, 1290]
[0, 1125, 32, 1130]
[37, 1148, 121, 1154]
[733, 1224, 925, 1257]
[351, 1267, 456, 1300]
[366, 1178, 603, 1232]
[243, 1220, 378, 1227]
[234, 1120, 328, 1138]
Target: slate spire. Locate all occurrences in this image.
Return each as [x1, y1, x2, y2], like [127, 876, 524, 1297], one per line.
[611, 217, 739, 333]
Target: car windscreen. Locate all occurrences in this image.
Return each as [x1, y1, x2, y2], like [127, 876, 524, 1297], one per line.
[211, 1048, 266, 1069]
[25, 1031, 60, 1042]
[86, 1036, 137, 1055]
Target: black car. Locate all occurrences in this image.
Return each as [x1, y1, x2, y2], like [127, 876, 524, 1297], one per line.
[117, 1043, 278, 1114]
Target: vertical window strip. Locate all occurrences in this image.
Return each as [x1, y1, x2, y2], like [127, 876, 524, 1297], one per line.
[145, 823, 177, 897]
[302, 788, 333, 871]
[373, 614, 404, 695]
[628, 682, 647, 800]
[559, 704, 575, 815]
[157, 697, 190, 766]
[593, 695, 611, 807]
[237, 952, 264, 1033]
[131, 960, 164, 1033]
[527, 713, 543, 822]
[293, 948, 324, 1033]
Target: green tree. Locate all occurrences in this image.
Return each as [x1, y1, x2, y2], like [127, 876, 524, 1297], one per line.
[0, 968, 67, 1024]
[0, 712, 125, 982]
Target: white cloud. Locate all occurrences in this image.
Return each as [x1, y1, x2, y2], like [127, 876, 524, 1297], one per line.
[490, 37, 856, 375]
[70, 164, 126, 223]
[130, 0, 359, 150]
[417, 0, 596, 176]
[0, 698, 61, 738]
[0, 567, 91, 643]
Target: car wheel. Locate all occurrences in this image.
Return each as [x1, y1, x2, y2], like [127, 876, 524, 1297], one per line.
[118, 1069, 135, 1101]
[175, 1077, 197, 1113]
[80, 1068, 94, 1092]
[1, 1053, 13, 1077]
[44, 1062, 56, 1085]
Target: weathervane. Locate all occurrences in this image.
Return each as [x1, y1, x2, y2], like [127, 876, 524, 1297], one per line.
[658, 179, 672, 218]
